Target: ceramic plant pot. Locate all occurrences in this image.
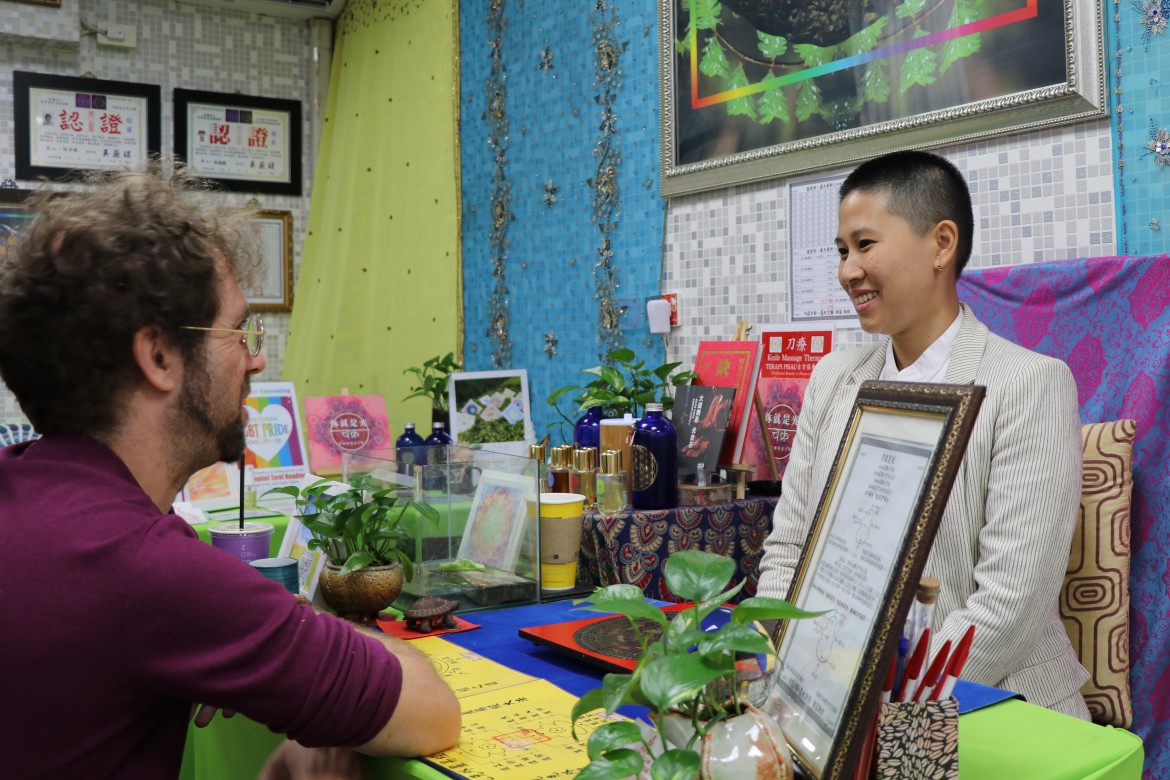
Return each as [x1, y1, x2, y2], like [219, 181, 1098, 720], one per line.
[318, 561, 404, 618]
[700, 703, 793, 780]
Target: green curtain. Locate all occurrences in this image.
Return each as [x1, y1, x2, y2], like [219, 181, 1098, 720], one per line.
[283, 0, 461, 436]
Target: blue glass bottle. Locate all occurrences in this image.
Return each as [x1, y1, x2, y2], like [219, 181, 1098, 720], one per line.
[396, 422, 427, 474]
[630, 403, 678, 510]
[423, 422, 453, 490]
[573, 406, 606, 451]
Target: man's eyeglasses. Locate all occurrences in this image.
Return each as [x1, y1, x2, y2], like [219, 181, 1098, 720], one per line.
[180, 313, 265, 357]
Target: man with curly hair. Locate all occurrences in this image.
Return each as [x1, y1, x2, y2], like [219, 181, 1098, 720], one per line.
[0, 163, 460, 777]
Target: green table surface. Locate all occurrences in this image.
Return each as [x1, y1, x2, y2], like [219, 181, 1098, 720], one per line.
[183, 662, 1143, 780]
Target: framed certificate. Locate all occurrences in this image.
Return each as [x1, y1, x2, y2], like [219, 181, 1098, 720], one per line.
[245, 210, 293, 312]
[769, 380, 984, 779]
[174, 88, 302, 195]
[14, 71, 161, 181]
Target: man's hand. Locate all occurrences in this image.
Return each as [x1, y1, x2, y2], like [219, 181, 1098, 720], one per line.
[190, 703, 237, 728]
[258, 740, 365, 780]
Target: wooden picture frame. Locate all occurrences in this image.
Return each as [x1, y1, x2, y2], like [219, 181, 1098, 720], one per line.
[245, 209, 293, 312]
[14, 71, 161, 181]
[769, 380, 985, 779]
[174, 88, 303, 195]
[658, 0, 1105, 196]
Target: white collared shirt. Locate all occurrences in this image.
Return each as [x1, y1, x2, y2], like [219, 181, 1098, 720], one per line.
[879, 307, 964, 382]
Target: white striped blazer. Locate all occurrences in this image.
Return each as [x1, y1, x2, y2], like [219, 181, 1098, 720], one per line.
[757, 305, 1091, 714]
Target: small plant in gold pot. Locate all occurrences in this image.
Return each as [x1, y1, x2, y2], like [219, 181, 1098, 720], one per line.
[570, 550, 820, 780]
[265, 475, 438, 621]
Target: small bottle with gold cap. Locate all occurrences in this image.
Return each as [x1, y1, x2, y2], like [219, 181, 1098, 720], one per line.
[549, 445, 573, 493]
[529, 443, 548, 493]
[596, 450, 628, 514]
[574, 447, 598, 508]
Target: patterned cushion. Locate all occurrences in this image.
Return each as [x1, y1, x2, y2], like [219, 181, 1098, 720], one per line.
[1061, 420, 1135, 728]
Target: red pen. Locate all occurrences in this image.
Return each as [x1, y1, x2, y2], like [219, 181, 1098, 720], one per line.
[911, 639, 952, 702]
[881, 654, 897, 704]
[931, 625, 975, 702]
[895, 627, 930, 702]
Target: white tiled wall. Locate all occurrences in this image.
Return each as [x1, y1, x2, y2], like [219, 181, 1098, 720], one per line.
[0, 0, 313, 425]
[663, 120, 1118, 361]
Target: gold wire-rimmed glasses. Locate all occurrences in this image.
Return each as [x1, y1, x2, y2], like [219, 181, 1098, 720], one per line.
[180, 313, 265, 356]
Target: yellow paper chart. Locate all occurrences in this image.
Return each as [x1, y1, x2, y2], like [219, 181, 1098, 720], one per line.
[413, 637, 629, 780]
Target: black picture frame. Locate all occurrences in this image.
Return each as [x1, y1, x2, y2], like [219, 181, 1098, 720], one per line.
[174, 88, 303, 196]
[14, 71, 161, 182]
[769, 380, 985, 780]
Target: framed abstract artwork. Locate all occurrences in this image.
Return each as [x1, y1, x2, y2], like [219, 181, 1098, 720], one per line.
[658, 0, 1106, 196]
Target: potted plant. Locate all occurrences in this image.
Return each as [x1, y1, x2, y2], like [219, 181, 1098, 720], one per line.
[547, 347, 695, 440]
[569, 550, 820, 780]
[403, 351, 462, 427]
[265, 475, 439, 620]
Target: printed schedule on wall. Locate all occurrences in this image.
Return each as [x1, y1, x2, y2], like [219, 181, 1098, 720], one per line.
[787, 173, 856, 321]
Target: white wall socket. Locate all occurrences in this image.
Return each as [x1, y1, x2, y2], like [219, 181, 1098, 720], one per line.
[97, 24, 137, 48]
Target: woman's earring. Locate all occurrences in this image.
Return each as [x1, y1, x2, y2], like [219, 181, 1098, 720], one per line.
[934, 260, 943, 272]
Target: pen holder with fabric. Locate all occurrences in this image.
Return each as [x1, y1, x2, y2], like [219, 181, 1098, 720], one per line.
[871, 698, 958, 779]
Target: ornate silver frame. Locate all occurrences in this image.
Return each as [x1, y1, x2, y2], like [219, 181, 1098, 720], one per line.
[658, 0, 1106, 197]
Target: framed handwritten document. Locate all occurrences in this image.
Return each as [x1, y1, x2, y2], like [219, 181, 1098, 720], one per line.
[770, 380, 984, 780]
[14, 71, 161, 181]
[174, 88, 302, 195]
[245, 210, 293, 311]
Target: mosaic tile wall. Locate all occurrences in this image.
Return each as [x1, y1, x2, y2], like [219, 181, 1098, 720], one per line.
[0, 0, 314, 427]
[1111, 0, 1170, 256]
[459, 0, 666, 443]
[663, 121, 1120, 364]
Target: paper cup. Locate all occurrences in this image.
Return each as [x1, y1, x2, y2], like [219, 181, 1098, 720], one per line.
[209, 521, 274, 563]
[537, 492, 586, 590]
[250, 556, 299, 593]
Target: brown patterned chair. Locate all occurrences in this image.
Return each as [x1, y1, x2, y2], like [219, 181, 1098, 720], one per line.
[1060, 420, 1136, 728]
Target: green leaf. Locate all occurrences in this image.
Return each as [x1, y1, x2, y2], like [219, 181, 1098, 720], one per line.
[599, 673, 645, 715]
[652, 361, 684, 381]
[663, 550, 736, 604]
[575, 750, 645, 780]
[699, 36, 729, 80]
[598, 366, 625, 391]
[303, 519, 342, 540]
[651, 749, 700, 780]
[607, 348, 636, 363]
[860, 62, 891, 104]
[756, 31, 787, 59]
[586, 721, 643, 760]
[408, 500, 440, 525]
[697, 622, 774, 658]
[576, 586, 671, 629]
[793, 42, 836, 68]
[571, 687, 607, 740]
[725, 65, 757, 121]
[795, 79, 823, 122]
[939, 0, 981, 73]
[757, 83, 790, 124]
[337, 550, 376, 576]
[262, 485, 301, 499]
[841, 16, 887, 56]
[895, 0, 927, 18]
[639, 654, 725, 711]
[690, 0, 721, 31]
[899, 30, 937, 94]
[731, 596, 827, 624]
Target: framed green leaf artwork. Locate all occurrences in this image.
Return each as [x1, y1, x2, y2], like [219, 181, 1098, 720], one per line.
[658, 0, 1106, 196]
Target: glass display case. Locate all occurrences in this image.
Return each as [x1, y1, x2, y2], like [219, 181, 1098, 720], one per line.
[342, 445, 554, 613]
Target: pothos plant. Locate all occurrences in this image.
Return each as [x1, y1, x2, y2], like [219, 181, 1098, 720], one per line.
[403, 351, 462, 414]
[569, 550, 822, 780]
[264, 475, 438, 579]
[547, 347, 695, 432]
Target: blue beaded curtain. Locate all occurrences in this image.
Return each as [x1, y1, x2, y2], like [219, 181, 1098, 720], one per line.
[460, 0, 666, 443]
[1111, 0, 1170, 255]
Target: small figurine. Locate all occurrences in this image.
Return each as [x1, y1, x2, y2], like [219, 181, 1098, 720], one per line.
[403, 596, 459, 633]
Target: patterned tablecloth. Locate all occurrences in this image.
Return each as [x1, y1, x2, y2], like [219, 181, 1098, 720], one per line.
[579, 496, 780, 603]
